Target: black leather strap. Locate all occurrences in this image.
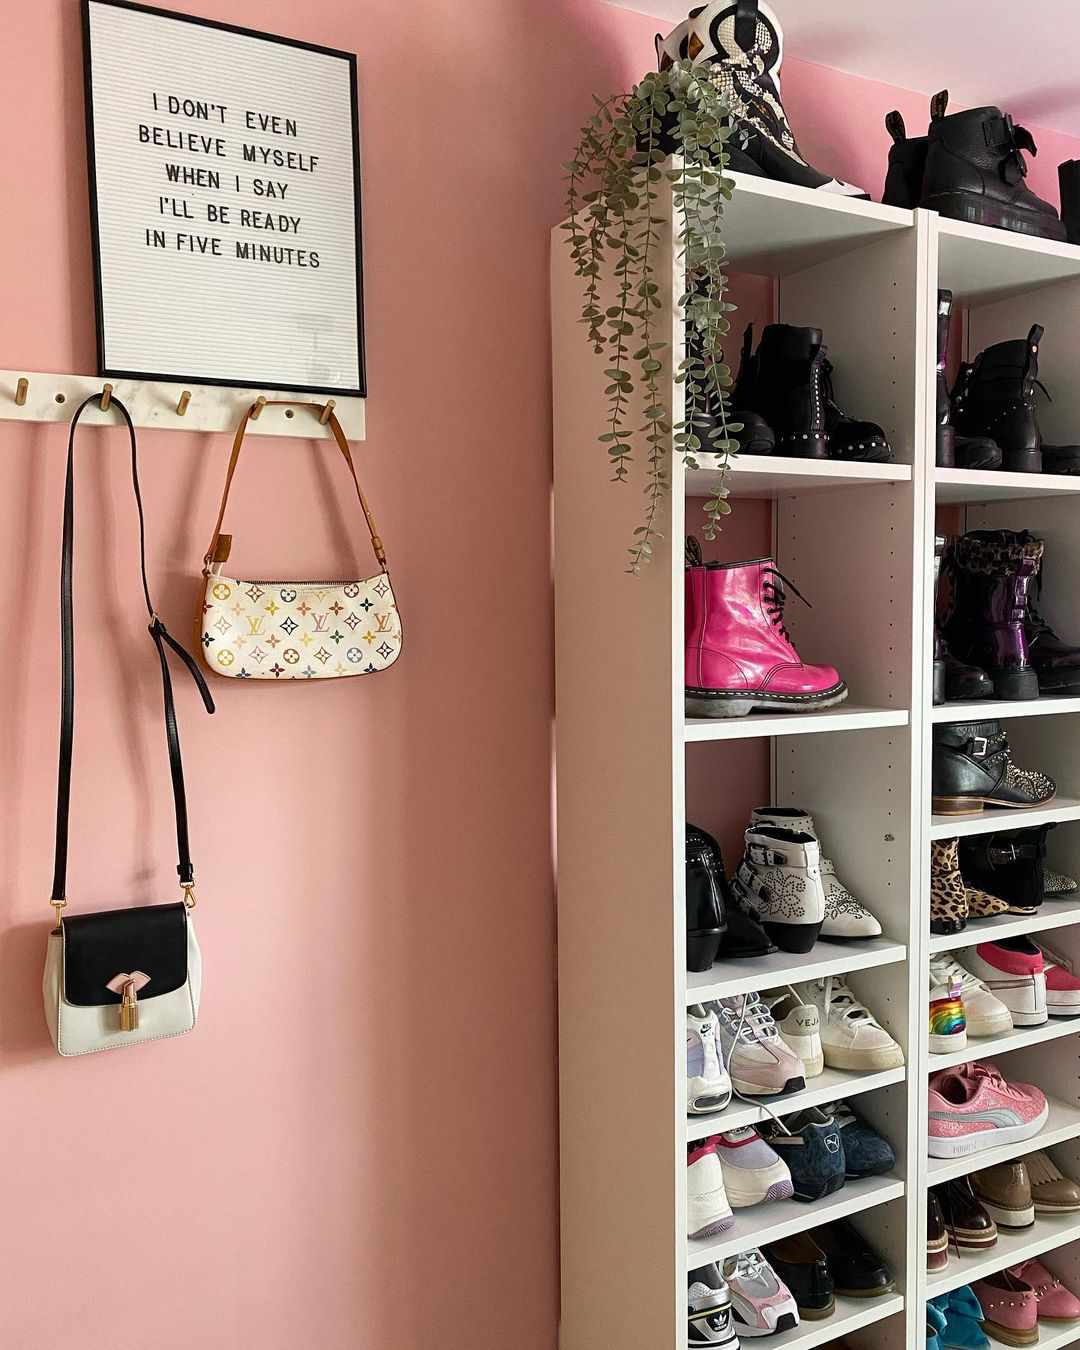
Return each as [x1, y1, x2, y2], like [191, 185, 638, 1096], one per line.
[734, 0, 758, 53]
[51, 395, 214, 910]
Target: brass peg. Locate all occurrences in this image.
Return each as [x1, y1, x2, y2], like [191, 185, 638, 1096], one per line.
[319, 399, 336, 426]
[176, 389, 191, 416]
[250, 396, 267, 421]
[14, 377, 28, 406]
[100, 383, 113, 412]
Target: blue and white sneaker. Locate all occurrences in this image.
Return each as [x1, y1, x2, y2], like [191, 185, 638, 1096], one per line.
[760, 1108, 845, 1202]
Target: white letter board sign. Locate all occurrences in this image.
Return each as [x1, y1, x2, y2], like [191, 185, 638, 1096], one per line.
[82, 0, 366, 395]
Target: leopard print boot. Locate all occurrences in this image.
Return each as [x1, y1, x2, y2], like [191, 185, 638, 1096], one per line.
[931, 838, 969, 935]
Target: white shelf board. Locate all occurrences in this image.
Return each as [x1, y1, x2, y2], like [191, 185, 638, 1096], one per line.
[688, 1174, 904, 1266]
[687, 1065, 906, 1143]
[930, 899, 1080, 954]
[931, 799, 1080, 840]
[686, 706, 908, 743]
[715, 171, 913, 277]
[1022, 1322, 1080, 1350]
[927, 1096, 1080, 1184]
[932, 696, 1080, 722]
[688, 938, 907, 1005]
[937, 216, 1080, 302]
[927, 1211, 1080, 1298]
[935, 467, 1080, 503]
[749, 1292, 904, 1350]
[687, 454, 913, 500]
[926, 1010, 1080, 1072]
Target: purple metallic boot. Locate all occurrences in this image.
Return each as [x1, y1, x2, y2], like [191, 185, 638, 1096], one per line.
[946, 530, 1044, 701]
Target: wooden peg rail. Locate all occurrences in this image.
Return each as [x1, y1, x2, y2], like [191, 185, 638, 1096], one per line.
[0, 370, 366, 440]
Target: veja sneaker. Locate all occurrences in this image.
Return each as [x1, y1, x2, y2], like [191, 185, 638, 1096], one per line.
[798, 974, 905, 1071]
[688, 1005, 733, 1115]
[713, 1128, 795, 1207]
[722, 1249, 800, 1338]
[762, 987, 823, 1077]
[929, 970, 967, 1055]
[1026, 1149, 1080, 1215]
[750, 807, 882, 939]
[688, 1264, 741, 1349]
[959, 939, 1048, 1026]
[688, 1139, 735, 1239]
[733, 827, 826, 955]
[927, 1062, 1049, 1158]
[713, 994, 806, 1097]
[1009, 1258, 1080, 1322]
[1036, 943, 1080, 1014]
[929, 954, 1014, 1039]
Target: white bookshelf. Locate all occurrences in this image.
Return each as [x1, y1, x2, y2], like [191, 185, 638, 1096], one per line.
[553, 170, 1080, 1350]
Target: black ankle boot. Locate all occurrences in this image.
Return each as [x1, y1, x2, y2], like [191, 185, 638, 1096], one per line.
[821, 357, 892, 462]
[655, 1, 868, 198]
[932, 721, 1057, 815]
[959, 826, 1048, 915]
[935, 535, 992, 703]
[921, 94, 1066, 241]
[686, 824, 728, 971]
[949, 359, 1004, 470]
[937, 291, 1002, 470]
[958, 326, 1046, 473]
[748, 324, 829, 458]
[882, 109, 928, 209]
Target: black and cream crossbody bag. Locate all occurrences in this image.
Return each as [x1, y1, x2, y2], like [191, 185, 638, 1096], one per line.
[43, 394, 215, 1057]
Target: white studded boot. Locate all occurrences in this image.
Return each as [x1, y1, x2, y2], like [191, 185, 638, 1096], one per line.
[751, 806, 883, 940]
[732, 825, 825, 954]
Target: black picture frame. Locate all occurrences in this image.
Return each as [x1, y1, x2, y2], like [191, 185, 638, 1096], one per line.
[81, 0, 367, 397]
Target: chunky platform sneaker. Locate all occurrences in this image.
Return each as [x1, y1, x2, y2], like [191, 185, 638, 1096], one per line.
[713, 993, 806, 1097]
[928, 1063, 1048, 1158]
[1026, 1150, 1080, 1215]
[1010, 1258, 1080, 1323]
[687, 824, 730, 971]
[688, 1004, 733, 1115]
[929, 954, 1013, 1039]
[722, 1249, 800, 1338]
[972, 1271, 1040, 1346]
[751, 806, 882, 939]
[762, 987, 823, 1077]
[688, 1139, 736, 1239]
[929, 970, 967, 1055]
[734, 826, 826, 954]
[760, 1108, 845, 1202]
[799, 974, 904, 1071]
[947, 531, 1044, 697]
[713, 1127, 795, 1207]
[932, 722, 1056, 815]
[761, 1234, 834, 1319]
[959, 939, 1048, 1026]
[689, 1265, 742, 1349]
[973, 1161, 1036, 1229]
[655, 1, 867, 197]
[934, 1175, 999, 1250]
[960, 827, 1047, 916]
[685, 556, 847, 718]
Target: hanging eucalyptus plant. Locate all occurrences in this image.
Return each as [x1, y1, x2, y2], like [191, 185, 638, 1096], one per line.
[563, 60, 740, 573]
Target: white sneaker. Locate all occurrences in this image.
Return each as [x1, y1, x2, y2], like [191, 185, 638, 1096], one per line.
[734, 826, 825, 955]
[798, 974, 904, 1071]
[722, 1249, 800, 1338]
[929, 954, 1013, 1038]
[928, 969, 967, 1055]
[762, 987, 824, 1077]
[958, 940, 1047, 1027]
[688, 1140, 735, 1240]
[751, 807, 882, 939]
[688, 1005, 733, 1115]
[712, 994, 806, 1096]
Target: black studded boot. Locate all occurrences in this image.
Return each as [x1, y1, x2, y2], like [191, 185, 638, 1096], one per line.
[957, 326, 1046, 474]
[921, 95, 1066, 241]
[747, 324, 829, 458]
[938, 291, 1002, 470]
[932, 721, 1057, 815]
[935, 535, 993, 704]
[821, 356, 892, 462]
[946, 530, 1044, 701]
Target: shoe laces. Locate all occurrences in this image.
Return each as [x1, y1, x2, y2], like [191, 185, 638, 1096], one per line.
[730, 1248, 771, 1286]
[965, 1062, 1028, 1102]
[719, 992, 776, 1044]
[930, 956, 987, 996]
[822, 975, 881, 1027]
[761, 566, 811, 644]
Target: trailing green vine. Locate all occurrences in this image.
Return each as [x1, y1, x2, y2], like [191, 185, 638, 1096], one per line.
[563, 61, 740, 573]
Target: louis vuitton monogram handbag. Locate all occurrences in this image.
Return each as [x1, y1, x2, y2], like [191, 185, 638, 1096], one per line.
[200, 401, 402, 681]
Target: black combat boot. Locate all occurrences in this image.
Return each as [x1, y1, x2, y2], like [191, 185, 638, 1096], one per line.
[729, 324, 775, 455]
[1023, 532, 1080, 695]
[946, 530, 1044, 700]
[934, 535, 993, 704]
[882, 106, 930, 208]
[748, 324, 830, 458]
[937, 291, 1001, 469]
[821, 357, 892, 462]
[921, 95, 1066, 241]
[957, 327, 1046, 473]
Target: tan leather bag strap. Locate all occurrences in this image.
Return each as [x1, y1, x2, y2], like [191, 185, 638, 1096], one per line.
[204, 401, 388, 573]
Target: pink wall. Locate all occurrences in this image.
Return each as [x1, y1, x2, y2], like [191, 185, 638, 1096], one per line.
[4, 3, 1080, 1346]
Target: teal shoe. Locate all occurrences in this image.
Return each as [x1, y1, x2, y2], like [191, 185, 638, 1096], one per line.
[939, 1288, 990, 1350]
[928, 1297, 948, 1350]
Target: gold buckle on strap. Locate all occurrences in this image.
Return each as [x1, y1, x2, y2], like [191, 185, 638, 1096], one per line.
[181, 883, 197, 910]
[50, 898, 67, 930]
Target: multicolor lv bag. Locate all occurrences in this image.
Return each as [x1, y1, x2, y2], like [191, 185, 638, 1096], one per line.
[201, 401, 402, 681]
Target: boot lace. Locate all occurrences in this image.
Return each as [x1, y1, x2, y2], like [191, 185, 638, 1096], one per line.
[761, 566, 812, 643]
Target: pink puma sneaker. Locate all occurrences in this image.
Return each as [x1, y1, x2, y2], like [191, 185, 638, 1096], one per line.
[927, 1061, 1048, 1158]
[1010, 1258, 1080, 1322]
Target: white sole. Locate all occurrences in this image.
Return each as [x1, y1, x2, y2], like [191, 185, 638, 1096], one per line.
[721, 1167, 794, 1208]
[980, 1199, 1036, 1228]
[823, 1044, 905, 1072]
[1008, 1009, 1049, 1027]
[967, 1017, 1015, 1038]
[930, 1032, 967, 1054]
[1046, 998, 1080, 1015]
[928, 1101, 1050, 1157]
[779, 1033, 824, 1078]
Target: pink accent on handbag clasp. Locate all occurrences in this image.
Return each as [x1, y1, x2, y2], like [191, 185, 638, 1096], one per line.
[106, 972, 151, 998]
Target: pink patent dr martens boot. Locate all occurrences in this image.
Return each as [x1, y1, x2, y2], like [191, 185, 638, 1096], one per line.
[685, 557, 847, 718]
